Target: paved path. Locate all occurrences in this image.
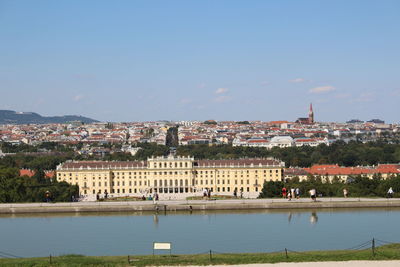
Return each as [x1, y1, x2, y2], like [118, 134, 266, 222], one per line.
[179, 260, 400, 267]
[1, 197, 399, 206]
[1, 198, 400, 214]
[1, 197, 400, 208]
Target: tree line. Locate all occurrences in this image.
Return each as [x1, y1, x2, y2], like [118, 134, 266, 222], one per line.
[259, 174, 400, 198]
[0, 167, 78, 203]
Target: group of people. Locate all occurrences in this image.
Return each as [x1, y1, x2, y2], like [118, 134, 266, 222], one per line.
[282, 187, 318, 201]
[281, 187, 301, 200]
[282, 187, 396, 200]
[141, 193, 159, 201]
[203, 188, 212, 198]
[233, 188, 243, 198]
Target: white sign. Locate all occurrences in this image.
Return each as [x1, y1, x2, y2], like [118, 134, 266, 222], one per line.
[153, 242, 171, 250]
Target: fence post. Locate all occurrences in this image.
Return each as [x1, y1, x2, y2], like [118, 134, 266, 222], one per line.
[49, 254, 52, 264]
[128, 255, 130, 263]
[209, 250, 212, 261]
[285, 248, 288, 259]
[372, 238, 375, 256]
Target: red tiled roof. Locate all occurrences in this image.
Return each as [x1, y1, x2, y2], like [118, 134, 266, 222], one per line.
[304, 164, 400, 176]
[376, 164, 400, 174]
[305, 165, 365, 175]
[296, 139, 316, 142]
[268, 121, 289, 124]
[20, 169, 35, 177]
[45, 171, 55, 178]
[248, 139, 268, 143]
[19, 169, 55, 178]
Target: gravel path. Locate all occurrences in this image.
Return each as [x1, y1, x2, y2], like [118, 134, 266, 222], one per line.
[178, 260, 400, 267]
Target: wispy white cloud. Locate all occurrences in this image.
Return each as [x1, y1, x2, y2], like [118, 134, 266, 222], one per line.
[73, 94, 84, 101]
[260, 81, 269, 86]
[309, 86, 335, 94]
[213, 95, 231, 103]
[180, 98, 192, 104]
[290, 78, 307, 83]
[355, 92, 374, 102]
[215, 88, 229, 94]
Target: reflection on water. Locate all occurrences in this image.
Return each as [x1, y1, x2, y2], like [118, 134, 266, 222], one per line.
[153, 214, 159, 228]
[310, 212, 318, 224]
[287, 211, 318, 225]
[0, 208, 399, 257]
[1, 207, 398, 219]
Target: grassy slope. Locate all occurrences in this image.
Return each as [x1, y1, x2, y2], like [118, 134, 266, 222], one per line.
[1, 244, 399, 267]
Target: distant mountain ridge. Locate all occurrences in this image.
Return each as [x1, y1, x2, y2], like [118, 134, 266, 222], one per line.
[0, 110, 99, 124]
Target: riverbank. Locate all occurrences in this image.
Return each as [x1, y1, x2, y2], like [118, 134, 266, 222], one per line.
[1, 244, 400, 266]
[0, 197, 400, 214]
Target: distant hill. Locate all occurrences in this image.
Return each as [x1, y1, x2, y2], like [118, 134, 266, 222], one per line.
[0, 110, 99, 124]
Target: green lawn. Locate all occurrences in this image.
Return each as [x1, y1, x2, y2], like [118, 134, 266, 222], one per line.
[1, 244, 399, 267]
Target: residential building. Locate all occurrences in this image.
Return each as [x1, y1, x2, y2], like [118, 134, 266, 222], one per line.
[293, 164, 400, 182]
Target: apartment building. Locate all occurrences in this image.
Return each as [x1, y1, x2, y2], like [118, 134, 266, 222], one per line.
[284, 164, 400, 183]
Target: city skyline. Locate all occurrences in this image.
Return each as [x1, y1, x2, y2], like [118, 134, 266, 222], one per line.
[1, 0, 399, 123]
[0, 104, 391, 124]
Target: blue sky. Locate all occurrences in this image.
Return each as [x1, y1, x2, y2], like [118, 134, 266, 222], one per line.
[0, 0, 399, 122]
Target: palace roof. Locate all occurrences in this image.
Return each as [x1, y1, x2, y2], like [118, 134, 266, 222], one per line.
[57, 158, 284, 170]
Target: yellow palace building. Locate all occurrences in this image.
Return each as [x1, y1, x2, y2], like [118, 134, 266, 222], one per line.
[56, 155, 285, 199]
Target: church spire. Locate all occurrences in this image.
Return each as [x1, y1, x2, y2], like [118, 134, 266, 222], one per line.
[308, 103, 314, 124]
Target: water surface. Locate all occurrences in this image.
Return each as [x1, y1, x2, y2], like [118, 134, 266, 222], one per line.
[0, 208, 398, 257]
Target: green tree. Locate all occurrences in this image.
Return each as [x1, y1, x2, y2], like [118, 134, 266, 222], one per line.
[166, 126, 179, 147]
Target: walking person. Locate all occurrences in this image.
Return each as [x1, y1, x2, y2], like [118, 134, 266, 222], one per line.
[282, 187, 287, 199]
[290, 188, 295, 199]
[309, 188, 317, 202]
[45, 191, 51, 203]
[203, 188, 208, 199]
[343, 188, 348, 198]
[295, 188, 300, 199]
[387, 187, 394, 198]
